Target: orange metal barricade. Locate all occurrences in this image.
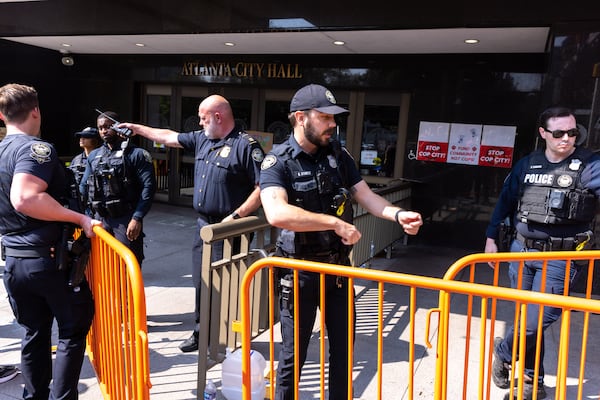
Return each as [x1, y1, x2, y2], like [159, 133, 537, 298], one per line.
[235, 254, 600, 400]
[84, 226, 151, 400]
[435, 250, 600, 400]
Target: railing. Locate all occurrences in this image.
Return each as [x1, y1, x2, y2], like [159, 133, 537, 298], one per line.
[235, 251, 600, 400]
[351, 182, 412, 265]
[196, 216, 279, 396]
[436, 250, 600, 400]
[85, 226, 151, 400]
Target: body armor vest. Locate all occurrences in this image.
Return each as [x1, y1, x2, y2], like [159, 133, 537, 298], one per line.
[275, 141, 353, 254]
[69, 152, 87, 186]
[87, 144, 132, 218]
[517, 148, 597, 225]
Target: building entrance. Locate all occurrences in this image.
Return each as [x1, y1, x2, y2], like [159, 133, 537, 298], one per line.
[140, 84, 410, 205]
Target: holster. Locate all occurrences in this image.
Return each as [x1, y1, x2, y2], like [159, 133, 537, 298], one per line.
[56, 224, 75, 270]
[497, 221, 515, 252]
[280, 274, 294, 311]
[68, 235, 91, 287]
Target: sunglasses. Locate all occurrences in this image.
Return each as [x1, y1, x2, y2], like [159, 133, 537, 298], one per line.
[543, 128, 579, 138]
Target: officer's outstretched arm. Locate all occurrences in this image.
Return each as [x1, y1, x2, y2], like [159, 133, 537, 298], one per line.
[119, 123, 183, 148]
[352, 180, 423, 235]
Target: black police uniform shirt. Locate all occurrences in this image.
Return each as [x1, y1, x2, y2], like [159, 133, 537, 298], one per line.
[259, 134, 362, 255]
[0, 134, 64, 247]
[486, 147, 600, 241]
[80, 141, 156, 221]
[177, 126, 265, 217]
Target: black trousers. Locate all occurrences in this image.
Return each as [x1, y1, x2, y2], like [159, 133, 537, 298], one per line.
[96, 213, 145, 267]
[3, 256, 94, 400]
[275, 262, 355, 400]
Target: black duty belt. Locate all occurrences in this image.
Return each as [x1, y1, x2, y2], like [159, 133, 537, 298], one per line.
[197, 212, 225, 224]
[516, 232, 583, 251]
[281, 249, 341, 264]
[1, 244, 53, 259]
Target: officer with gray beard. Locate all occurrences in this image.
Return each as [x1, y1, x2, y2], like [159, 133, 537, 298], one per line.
[485, 106, 600, 400]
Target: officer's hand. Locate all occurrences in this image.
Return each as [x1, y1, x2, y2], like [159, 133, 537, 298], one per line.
[335, 220, 362, 245]
[127, 219, 142, 241]
[484, 237, 498, 268]
[81, 216, 102, 238]
[397, 211, 423, 235]
[118, 122, 137, 137]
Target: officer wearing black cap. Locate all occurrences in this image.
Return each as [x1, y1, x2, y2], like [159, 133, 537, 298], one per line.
[486, 106, 600, 400]
[259, 83, 423, 400]
[118, 95, 265, 352]
[80, 111, 156, 267]
[69, 126, 101, 186]
[0, 83, 101, 399]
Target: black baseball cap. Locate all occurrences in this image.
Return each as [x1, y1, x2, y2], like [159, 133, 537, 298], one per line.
[290, 84, 349, 115]
[74, 127, 100, 138]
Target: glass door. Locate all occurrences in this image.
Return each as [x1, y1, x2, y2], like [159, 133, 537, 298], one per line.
[143, 84, 172, 202]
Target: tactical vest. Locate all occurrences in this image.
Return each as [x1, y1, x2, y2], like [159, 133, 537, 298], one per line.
[87, 144, 132, 218]
[275, 140, 353, 254]
[517, 148, 597, 225]
[69, 153, 87, 186]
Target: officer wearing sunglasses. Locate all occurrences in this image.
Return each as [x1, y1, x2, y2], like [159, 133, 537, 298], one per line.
[484, 106, 600, 400]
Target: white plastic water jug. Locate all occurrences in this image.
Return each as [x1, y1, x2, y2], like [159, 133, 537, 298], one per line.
[221, 348, 266, 400]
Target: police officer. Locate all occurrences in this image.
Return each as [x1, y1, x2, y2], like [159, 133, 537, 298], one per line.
[81, 111, 156, 266]
[259, 84, 423, 400]
[119, 95, 265, 352]
[69, 126, 101, 186]
[485, 106, 600, 400]
[0, 83, 101, 399]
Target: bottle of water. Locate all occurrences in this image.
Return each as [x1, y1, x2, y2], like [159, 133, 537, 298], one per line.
[204, 378, 217, 400]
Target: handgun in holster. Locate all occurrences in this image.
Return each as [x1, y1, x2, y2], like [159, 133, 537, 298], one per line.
[68, 235, 91, 287]
[280, 274, 294, 311]
[56, 224, 75, 271]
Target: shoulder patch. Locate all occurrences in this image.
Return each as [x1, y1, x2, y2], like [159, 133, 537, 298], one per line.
[29, 142, 52, 164]
[142, 149, 153, 163]
[252, 147, 265, 163]
[240, 132, 257, 144]
[261, 154, 277, 170]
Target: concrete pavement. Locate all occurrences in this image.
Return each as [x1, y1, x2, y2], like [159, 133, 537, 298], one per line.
[1, 202, 599, 399]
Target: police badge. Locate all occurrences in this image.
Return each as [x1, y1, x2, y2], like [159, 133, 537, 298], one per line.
[29, 142, 51, 164]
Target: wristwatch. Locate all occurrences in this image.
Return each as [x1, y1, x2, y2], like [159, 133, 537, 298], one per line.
[231, 212, 241, 220]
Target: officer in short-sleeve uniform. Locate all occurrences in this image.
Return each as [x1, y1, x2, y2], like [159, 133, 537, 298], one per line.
[260, 84, 423, 400]
[81, 113, 156, 266]
[178, 125, 264, 342]
[260, 135, 362, 400]
[1, 135, 94, 399]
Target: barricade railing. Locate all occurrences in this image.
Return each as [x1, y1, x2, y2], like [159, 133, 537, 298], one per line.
[435, 250, 600, 400]
[236, 254, 600, 400]
[196, 216, 279, 396]
[84, 226, 151, 400]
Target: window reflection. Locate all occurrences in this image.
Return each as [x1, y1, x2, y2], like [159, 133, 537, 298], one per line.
[360, 105, 399, 177]
[145, 94, 171, 196]
[228, 98, 252, 131]
[146, 94, 170, 153]
[265, 100, 291, 144]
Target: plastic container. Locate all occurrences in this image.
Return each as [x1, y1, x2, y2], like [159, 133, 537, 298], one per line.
[221, 348, 266, 400]
[203, 378, 217, 400]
